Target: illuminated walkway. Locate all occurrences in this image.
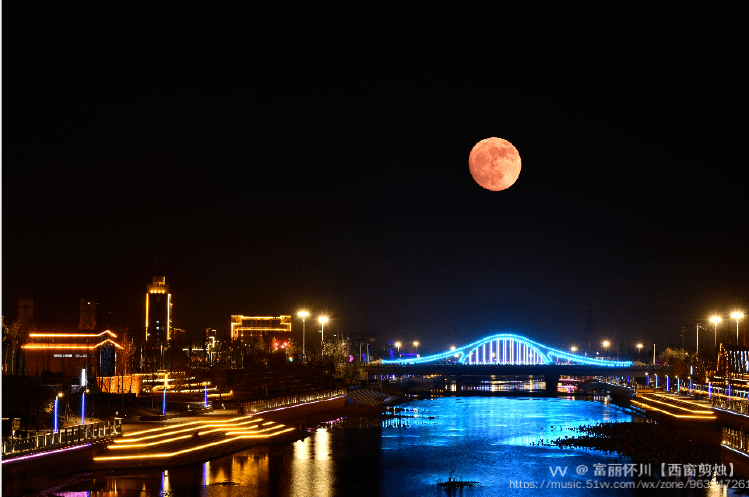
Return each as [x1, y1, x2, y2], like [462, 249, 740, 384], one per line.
[630, 393, 716, 421]
[92, 411, 299, 469]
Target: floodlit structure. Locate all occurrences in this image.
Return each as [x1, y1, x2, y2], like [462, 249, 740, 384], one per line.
[230, 315, 292, 345]
[146, 276, 172, 342]
[22, 330, 123, 377]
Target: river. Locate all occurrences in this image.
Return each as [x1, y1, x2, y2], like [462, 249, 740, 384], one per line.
[49, 396, 739, 496]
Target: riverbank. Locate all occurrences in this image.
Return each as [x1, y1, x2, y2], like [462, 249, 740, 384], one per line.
[551, 421, 723, 464]
[11, 396, 358, 497]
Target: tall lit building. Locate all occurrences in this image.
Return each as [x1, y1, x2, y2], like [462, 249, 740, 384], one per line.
[146, 276, 171, 342]
[230, 315, 291, 345]
[18, 295, 36, 335]
[79, 299, 97, 330]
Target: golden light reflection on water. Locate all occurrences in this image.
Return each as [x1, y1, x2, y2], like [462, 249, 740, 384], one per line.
[288, 428, 334, 497]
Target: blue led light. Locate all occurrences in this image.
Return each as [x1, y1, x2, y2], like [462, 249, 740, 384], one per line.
[381, 333, 633, 367]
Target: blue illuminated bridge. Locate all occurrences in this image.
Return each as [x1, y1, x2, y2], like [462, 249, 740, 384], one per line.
[365, 333, 666, 395]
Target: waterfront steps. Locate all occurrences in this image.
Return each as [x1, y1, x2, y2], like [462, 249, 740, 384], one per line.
[92, 414, 299, 469]
[347, 388, 396, 406]
[630, 393, 716, 421]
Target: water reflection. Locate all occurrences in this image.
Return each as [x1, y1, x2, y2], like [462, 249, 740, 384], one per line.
[53, 397, 738, 496]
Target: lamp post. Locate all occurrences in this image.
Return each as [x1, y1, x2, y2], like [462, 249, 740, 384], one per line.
[710, 316, 721, 348]
[163, 373, 168, 415]
[413, 341, 419, 355]
[602, 340, 610, 359]
[732, 312, 744, 345]
[82, 389, 89, 425]
[637, 343, 643, 361]
[298, 311, 309, 363]
[319, 316, 328, 358]
[395, 341, 401, 356]
[54, 393, 62, 433]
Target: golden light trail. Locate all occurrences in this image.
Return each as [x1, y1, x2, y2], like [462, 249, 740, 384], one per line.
[94, 427, 295, 462]
[22, 339, 123, 350]
[29, 330, 117, 338]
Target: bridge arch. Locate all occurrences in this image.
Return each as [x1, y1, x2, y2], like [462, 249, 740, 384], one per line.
[459, 334, 549, 365]
[381, 332, 633, 367]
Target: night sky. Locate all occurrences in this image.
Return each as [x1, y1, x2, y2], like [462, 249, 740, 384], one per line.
[3, 14, 746, 356]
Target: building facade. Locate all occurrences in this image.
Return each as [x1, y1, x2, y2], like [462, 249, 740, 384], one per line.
[22, 330, 122, 379]
[230, 315, 292, 345]
[146, 276, 171, 342]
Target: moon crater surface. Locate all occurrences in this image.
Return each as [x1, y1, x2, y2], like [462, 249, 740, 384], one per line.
[468, 137, 521, 191]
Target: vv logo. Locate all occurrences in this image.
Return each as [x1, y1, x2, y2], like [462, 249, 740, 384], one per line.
[549, 466, 568, 477]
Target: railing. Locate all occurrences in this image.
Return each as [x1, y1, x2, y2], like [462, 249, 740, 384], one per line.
[2, 419, 122, 458]
[723, 427, 749, 454]
[241, 389, 346, 413]
[713, 396, 749, 416]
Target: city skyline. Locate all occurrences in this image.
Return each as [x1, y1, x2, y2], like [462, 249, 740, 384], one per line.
[3, 18, 747, 356]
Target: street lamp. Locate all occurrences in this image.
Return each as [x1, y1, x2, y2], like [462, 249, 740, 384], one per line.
[602, 340, 610, 359]
[82, 389, 89, 425]
[710, 316, 721, 348]
[732, 312, 744, 345]
[298, 311, 309, 363]
[570, 346, 577, 353]
[395, 341, 401, 355]
[54, 393, 63, 433]
[319, 316, 328, 358]
[413, 341, 419, 354]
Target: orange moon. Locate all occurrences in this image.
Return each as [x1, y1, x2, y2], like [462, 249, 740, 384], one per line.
[468, 137, 521, 191]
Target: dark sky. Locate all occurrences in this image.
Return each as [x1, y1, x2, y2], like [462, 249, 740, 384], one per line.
[3, 14, 747, 356]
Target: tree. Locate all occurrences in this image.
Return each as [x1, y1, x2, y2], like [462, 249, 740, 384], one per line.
[659, 348, 689, 379]
[115, 325, 137, 412]
[2, 318, 23, 375]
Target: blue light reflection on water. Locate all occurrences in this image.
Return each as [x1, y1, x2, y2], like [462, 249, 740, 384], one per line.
[54, 397, 735, 496]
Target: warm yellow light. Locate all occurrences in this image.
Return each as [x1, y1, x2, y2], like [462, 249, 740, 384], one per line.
[413, 341, 419, 347]
[318, 316, 328, 324]
[29, 330, 117, 338]
[570, 346, 577, 353]
[732, 312, 744, 320]
[298, 311, 309, 318]
[450, 346, 456, 351]
[22, 339, 123, 350]
[637, 343, 643, 349]
[602, 340, 610, 347]
[710, 316, 722, 324]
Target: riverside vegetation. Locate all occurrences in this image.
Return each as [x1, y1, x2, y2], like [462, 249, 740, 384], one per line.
[551, 421, 722, 464]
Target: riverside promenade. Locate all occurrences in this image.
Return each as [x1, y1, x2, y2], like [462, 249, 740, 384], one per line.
[93, 392, 347, 469]
[2, 391, 348, 495]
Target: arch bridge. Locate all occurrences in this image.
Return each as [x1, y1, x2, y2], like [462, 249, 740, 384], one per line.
[382, 333, 632, 367]
[369, 334, 663, 396]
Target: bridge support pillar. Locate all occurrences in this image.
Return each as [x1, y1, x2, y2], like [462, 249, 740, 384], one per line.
[544, 374, 559, 397]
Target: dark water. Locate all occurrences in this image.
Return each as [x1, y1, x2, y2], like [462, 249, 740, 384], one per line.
[52, 397, 738, 496]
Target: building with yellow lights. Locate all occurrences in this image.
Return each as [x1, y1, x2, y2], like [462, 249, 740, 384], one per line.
[146, 276, 172, 342]
[230, 315, 292, 346]
[22, 330, 123, 378]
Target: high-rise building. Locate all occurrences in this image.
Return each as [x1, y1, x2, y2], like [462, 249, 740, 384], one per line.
[18, 295, 35, 335]
[79, 299, 97, 330]
[146, 276, 171, 342]
[230, 315, 291, 345]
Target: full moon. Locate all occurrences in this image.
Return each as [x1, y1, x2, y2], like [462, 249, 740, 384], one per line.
[468, 137, 521, 191]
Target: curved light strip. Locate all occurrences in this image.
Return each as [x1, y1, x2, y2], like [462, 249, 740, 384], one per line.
[381, 332, 633, 367]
